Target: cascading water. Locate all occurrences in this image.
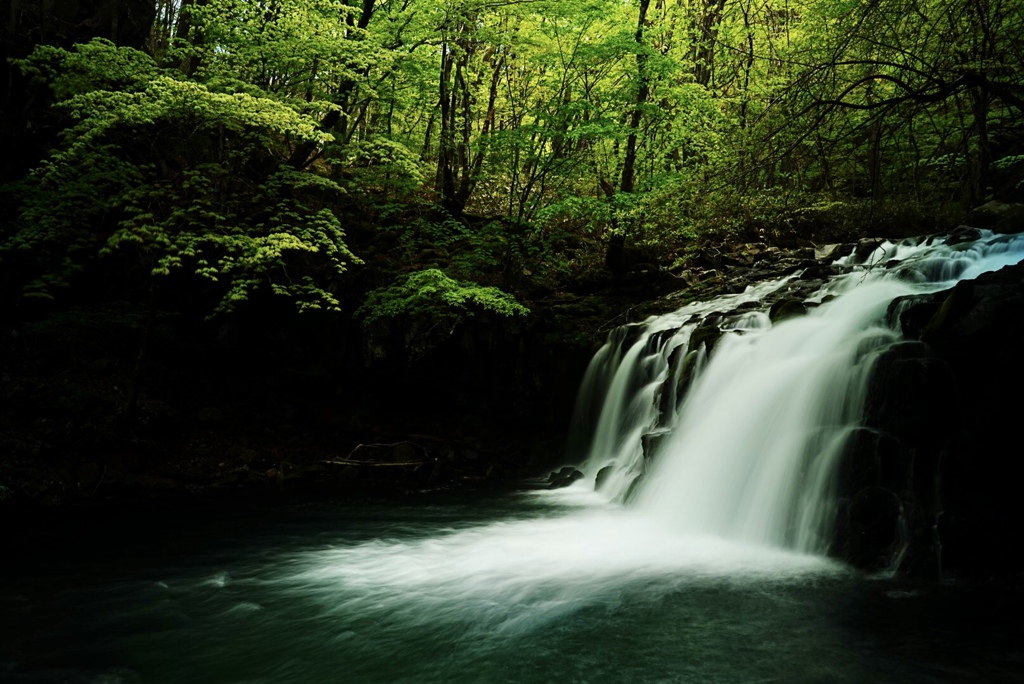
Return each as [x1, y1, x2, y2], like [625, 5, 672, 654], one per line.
[574, 230, 1024, 554]
[8, 234, 1024, 684]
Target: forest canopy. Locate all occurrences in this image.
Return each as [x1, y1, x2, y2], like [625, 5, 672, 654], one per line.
[2, 0, 1023, 317]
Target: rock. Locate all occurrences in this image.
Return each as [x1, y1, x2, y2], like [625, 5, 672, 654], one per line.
[674, 350, 702, 409]
[389, 442, 422, 463]
[641, 431, 671, 461]
[965, 201, 1024, 233]
[889, 294, 939, 334]
[225, 445, 259, 463]
[837, 427, 911, 497]
[595, 465, 615, 492]
[799, 263, 838, 280]
[547, 466, 584, 489]
[658, 339, 703, 426]
[814, 243, 848, 262]
[863, 343, 957, 450]
[769, 297, 807, 323]
[76, 462, 102, 491]
[854, 238, 886, 262]
[837, 487, 902, 571]
[688, 324, 722, 355]
[855, 261, 1024, 579]
[771, 257, 816, 274]
[623, 473, 646, 503]
[946, 225, 982, 245]
[919, 280, 975, 341]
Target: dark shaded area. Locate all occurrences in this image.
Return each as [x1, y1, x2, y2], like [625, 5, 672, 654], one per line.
[1, 0, 156, 183]
[839, 258, 1024, 582]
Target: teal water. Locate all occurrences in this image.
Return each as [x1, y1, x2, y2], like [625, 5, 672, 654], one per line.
[2, 491, 1020, 683]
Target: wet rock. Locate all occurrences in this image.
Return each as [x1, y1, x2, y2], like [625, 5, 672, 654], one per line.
[689, 324, 722, 355]
[946, 225, 982, 245]
[919, 280, 975, 341]
[863, 345, 957, 450]
[837, 428, 911, 497]
[799, 263, 838, 280]
[225, 445, 259, 463]
[854, 238, 887, 262]
[641, 431, 671, 461]
[658, 343, 700, 425]
[595, 465, 615, 492]
[771, 257, 816, 274]
[674, 350, 702, 408]
[888, 294, 939, 334]
[856, 261, 1024, 578]
[547, 466, 584, 489]
[76, 462, 102, 491]
[768, 298, 807, 323]
[623, 473, 646, 504]
[838, 487, 902, 571]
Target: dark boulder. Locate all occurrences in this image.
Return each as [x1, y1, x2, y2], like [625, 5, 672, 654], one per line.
[689, 324, 722, 355]
[837, 427, 911, 497]
[836, 486, 902, 571]
[946, 225, 982, 246]
[547, 466, 584, 489]
[851, 260, 1024, 579]
[862, 344, 958, 451]
[768, 297, 807, 323]
[641, 431, 671, 462]
[854, 238, 887, 262]
[595, 465, 615, 492]
[965, 201, 1024, 233]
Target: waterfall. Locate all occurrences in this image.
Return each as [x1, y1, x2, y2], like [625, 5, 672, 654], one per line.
[572, 231, 1024, 554]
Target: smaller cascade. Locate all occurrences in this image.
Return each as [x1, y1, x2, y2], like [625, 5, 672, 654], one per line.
[572, 277, 798, 499]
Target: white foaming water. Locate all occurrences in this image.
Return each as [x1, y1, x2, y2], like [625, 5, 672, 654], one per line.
[281, 230, 1024, 638]
[636, 281, 906, 550]
[577, 230, 1024, 552]
[285, 502, 842, 637]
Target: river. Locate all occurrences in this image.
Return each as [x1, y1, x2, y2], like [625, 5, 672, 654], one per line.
[2, 491, 1020, 683]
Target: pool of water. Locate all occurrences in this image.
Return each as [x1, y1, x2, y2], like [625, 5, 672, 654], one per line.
[2, 490, 1021, 683]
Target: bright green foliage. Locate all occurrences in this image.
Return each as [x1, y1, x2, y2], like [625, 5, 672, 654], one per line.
[357, 268, 529, 328]
[16, 39, 161, 99]
[6, 0, 1024, 319]
[9, 37, 359, 314]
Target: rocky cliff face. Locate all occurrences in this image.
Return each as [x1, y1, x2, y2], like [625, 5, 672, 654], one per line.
[558, 217, 1024, 582]
[843, 259, 1024, 581]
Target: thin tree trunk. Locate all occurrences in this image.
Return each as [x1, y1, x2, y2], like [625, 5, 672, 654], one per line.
[122, 281, 158, 423]
[606, 0, 651, 273]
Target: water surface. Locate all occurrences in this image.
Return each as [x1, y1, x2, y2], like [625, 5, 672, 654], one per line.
[3, 491, 1020, 683]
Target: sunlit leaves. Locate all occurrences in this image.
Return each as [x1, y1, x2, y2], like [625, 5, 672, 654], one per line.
[9, 35, 359, 315]
[357, 268, 529, 327]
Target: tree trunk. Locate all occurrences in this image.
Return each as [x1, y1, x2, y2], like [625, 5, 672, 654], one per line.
[174, 0, 207, 77]
[970, 86, 992, 204]
[435, 40, 458, 212]
[692, 0, 727, 88]
[606, 0, 651, 273]
[122, 281, 158, 423]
